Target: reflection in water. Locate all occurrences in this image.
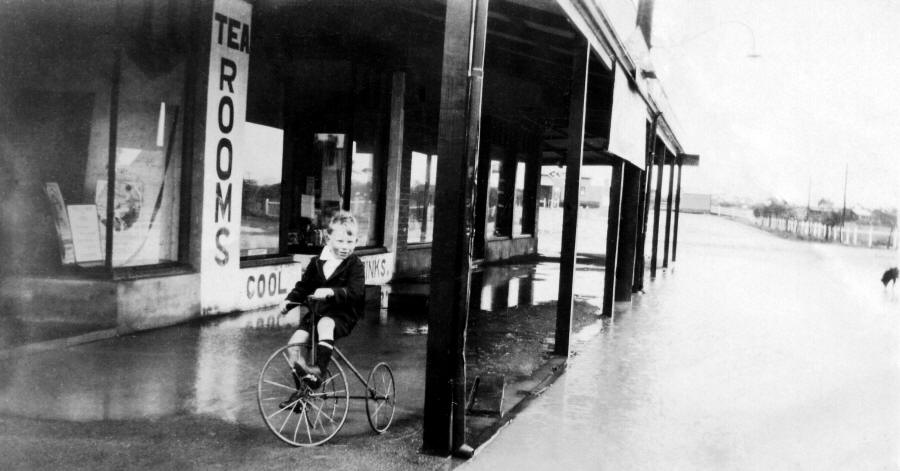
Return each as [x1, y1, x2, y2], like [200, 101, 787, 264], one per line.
[480, 284, 493, 312]
[470, 261, 601, 312]
[194, 327, 242, 423]
[0, 259, 606, 428]
[0, 333, 197, 421]
[507, 277, 519, 308]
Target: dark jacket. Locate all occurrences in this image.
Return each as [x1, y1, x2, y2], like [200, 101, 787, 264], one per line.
[286, 253, 366, 326]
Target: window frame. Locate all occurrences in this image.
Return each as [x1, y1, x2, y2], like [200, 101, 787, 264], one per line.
[0, 1, 198, 279]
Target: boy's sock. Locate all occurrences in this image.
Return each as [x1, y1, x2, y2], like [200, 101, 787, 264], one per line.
[315, 340, 334, 374]
[291, 362, 306, 389]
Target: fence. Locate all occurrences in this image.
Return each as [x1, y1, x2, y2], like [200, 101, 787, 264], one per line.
[711, 205, 755, 221]
[751, 216, 896, 249]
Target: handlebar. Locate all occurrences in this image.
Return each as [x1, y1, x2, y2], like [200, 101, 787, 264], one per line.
[285, 293, 330, 307]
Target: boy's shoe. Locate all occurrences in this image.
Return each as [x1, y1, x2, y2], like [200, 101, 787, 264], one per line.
[301, 373, 322, 390]
[290, 362, 308, 389]
[279, 390, 304, 412]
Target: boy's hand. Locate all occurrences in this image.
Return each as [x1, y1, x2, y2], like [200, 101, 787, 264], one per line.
[310, 288, 334, 300]
[279, 300, 296, 315]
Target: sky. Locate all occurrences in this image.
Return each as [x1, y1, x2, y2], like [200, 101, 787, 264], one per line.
[648, 0, 900, 209]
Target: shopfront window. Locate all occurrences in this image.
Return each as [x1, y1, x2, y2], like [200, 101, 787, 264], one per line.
[270, 54, 387, 255]
[245, 0, 447, 257]
[109, 3, 190, 267]
[486, 159, 506, 238]
[286, 132, 383, 253]
[0, 1, 191, 273]
[408, 152, 437, 244]
[241, 123, 283, 257]
[350, 142, 378, 247]
[512, 161, 527, 236]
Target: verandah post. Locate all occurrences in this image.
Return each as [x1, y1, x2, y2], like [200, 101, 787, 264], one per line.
[649, 139, 664, 278]
[422, 0, 489, 456]
[554, 40, 590, 356]
[672, 157, 683, 261]
[602, 161, 624, 316]
[662, 154, 675, 268]
[633, 115, 658, 291]
[614, 163, 641, 304]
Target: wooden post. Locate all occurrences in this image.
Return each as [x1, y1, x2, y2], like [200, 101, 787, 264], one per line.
[634, 116, 658, 292]
[662, 155, 675, 268]
[615, 163, 641, 303]
[554, 40, 590, 356]
[632, 162, 647, 292]
[672, 159, 683, 262]
[649, 140, 664, 277]
[382, 72, 405, 256]
[602, 162, 624, 316]
[422, 0, 489, 456]
[473, 116, 492, 259]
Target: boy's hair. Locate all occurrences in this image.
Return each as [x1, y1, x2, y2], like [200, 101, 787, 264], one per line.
[327, 211, 358, 237]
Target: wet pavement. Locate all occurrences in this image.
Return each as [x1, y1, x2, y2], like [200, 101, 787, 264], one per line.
[0, 245, 609, 470]
[5, 212, 896, 469]
[459, 213, 900, 470]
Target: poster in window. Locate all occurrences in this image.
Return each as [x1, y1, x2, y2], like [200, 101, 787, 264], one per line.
[44, 182, 76, 264]
[95, 149, 162, 267]
[66, 204, 103, 265]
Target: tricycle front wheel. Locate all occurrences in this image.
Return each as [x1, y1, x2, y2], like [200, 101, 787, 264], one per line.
[365, 362, 396, 433]
[257, 343, 350, 446]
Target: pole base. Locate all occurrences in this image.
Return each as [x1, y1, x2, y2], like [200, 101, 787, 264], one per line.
[453, 444, 475, 459]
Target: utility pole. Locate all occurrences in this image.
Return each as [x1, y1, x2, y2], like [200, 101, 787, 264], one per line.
[841, 163, 848, 227]
[806, 176, 811, 219]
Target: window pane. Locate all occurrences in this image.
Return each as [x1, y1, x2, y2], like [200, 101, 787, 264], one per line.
[109, 1, 191, 267]
[408, 152, 437, 244]
[0, 2, 116, 273]
[241, 123, 283, 257]
[306, 133, 348, 247]
[486, 160, 503, 237]
[350, 142, 377, 247]
[428, 155, 437, 241]
[513, 161, 526, 236]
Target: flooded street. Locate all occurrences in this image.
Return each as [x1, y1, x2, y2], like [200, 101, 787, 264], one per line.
[2, 213, 897, 470]
[461, 213, 900, 470]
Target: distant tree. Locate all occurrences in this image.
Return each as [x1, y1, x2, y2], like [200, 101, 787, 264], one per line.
[823, 211, 842, 227]
[752, 200, 791, 218]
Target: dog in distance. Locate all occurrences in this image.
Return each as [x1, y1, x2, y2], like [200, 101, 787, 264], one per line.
[881, 267, 898, 288]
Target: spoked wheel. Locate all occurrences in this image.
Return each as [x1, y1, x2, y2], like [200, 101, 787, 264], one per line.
[257, 343, 350, 446]
[365, 362, 396, 433]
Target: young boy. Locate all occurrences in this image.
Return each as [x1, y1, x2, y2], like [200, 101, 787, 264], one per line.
[279, 211, 365, 393]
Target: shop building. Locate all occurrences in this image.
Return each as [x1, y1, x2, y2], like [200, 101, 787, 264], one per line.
[1, 0, 694, 454]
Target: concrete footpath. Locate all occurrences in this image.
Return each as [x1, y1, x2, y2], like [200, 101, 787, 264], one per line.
[458, 214, 900, 470]
[0, 251, 605, 469]
[2, 214, 896, 470]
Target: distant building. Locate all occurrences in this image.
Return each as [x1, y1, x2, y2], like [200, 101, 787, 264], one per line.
[679, 193, 712, 213]
[539, 169, 609, 209]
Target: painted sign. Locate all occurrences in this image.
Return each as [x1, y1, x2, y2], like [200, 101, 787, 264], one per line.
[201, 0, 251, 314]
[237, 252, 395, 311]
[361, 252, 394, 284]
[608, 66, 648, 168]
[245, 269, 290, 300]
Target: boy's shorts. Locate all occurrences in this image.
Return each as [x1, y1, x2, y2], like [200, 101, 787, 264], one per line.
[298, 312, 354, 340]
